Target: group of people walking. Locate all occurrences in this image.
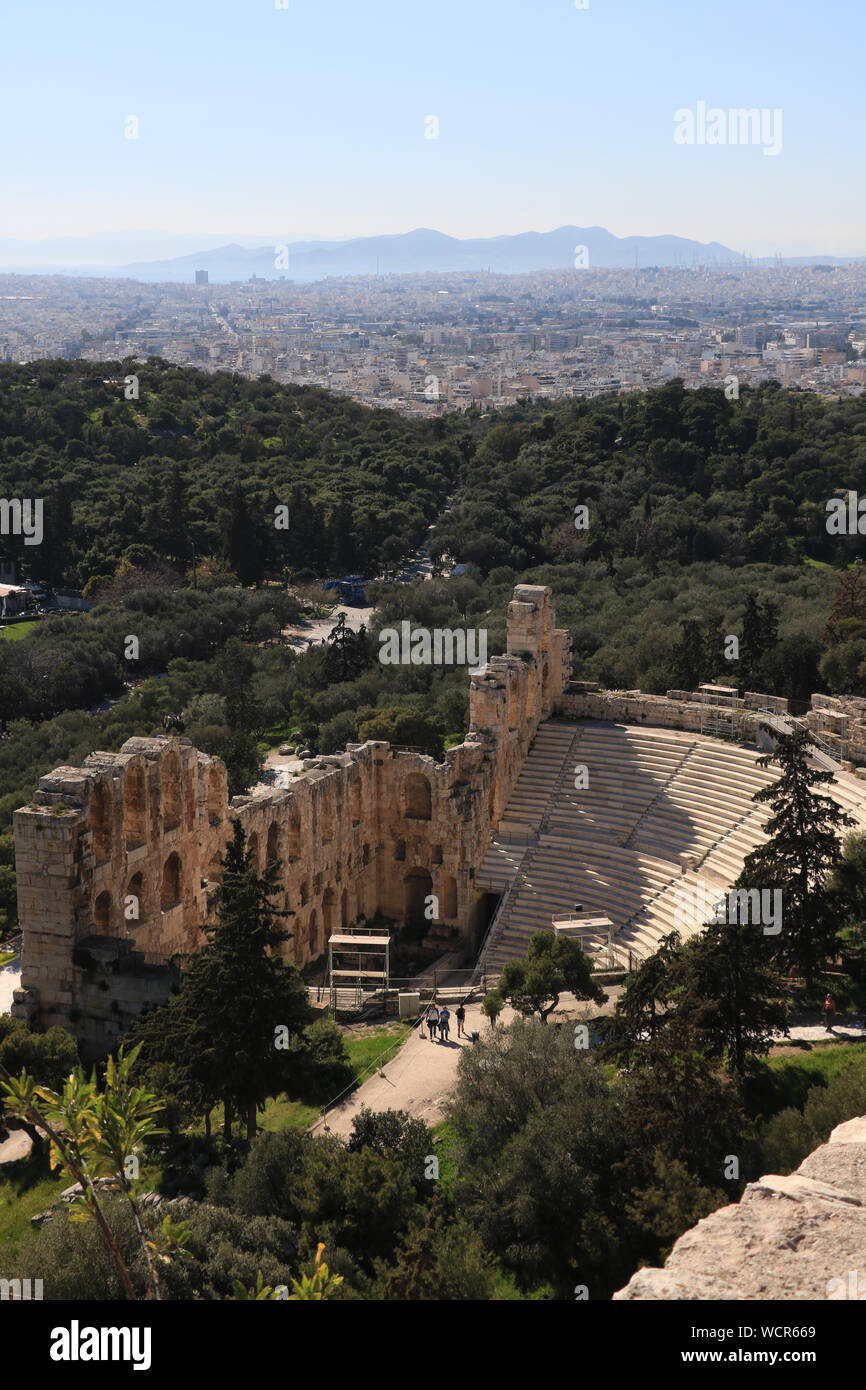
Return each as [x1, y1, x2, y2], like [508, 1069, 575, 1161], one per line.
[424, 1000, 466, 1042]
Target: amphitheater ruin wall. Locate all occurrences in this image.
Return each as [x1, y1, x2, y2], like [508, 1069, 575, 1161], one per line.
[11, 585, 569, 1053]
[12, 578, 866, 1056]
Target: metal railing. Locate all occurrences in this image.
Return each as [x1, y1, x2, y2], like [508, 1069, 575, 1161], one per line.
[471, 853, 529, 984]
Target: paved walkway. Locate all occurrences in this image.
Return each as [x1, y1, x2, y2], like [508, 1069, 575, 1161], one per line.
[309, 993, 612, 1139]
[773, 1013, 866, 1045]
[311, 1001, 502, 1137]
[0, 958, 20, 1016]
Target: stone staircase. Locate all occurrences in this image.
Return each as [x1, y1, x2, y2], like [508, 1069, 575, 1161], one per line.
[474, 719, 866, 979]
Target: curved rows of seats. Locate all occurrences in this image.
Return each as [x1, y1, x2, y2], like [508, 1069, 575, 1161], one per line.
[479, 720, 866, 975]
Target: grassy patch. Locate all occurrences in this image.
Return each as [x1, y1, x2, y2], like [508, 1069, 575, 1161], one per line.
[746, 1042, 866, 1120]
[258, 1098, 320, 1133]
[256, 721, 300, 756]
[0, 1148, 69, 1256]
[0, 951, 16, 967]
[767, 1040, 866, 1086]
[343, 1022, 411, 1082]
[431, 1118, 457, 1198]
[0, 621, 38, 642]
[251, 1023, 413, 1135]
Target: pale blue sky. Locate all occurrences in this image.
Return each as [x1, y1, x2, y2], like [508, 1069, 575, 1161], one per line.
[1, 0, 862, 255]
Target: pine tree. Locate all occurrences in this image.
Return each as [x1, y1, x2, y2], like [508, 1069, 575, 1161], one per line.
[739, 592, 780, 690]
[130, 822, 312, 1141]
[614, 931, 684, 1046]
[671, 618, 706, 691]
[737, 726, 854, 988]
[225, 483, 264, 586]
[322, 612, 369, 683]
[159, 466, 190, 569]
[677, 917, 789, 1074]
[739, 592, 762, 689]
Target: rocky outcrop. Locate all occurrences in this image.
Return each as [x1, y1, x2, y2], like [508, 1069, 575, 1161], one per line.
[613, 1117, 866, 1300]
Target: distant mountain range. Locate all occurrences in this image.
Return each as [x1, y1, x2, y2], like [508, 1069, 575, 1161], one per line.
[121, 227, 745, 281]
[0, 226, 861, 283]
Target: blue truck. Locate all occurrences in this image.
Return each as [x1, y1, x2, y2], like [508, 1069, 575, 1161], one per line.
[324, 576, 367, 605]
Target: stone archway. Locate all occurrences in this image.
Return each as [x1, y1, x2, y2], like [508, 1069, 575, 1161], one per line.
[405, 774, 432, 820]
[125, 872, 144, 928]
[441, 874, 458, 920]
[267, 821, 280, 864]
[90, 782, 110, 863]
[404, 870, 433, 931]
[322, 887, 337, 945]
[162, 750, 182, 832]
[93, 889, 112, 935]
[287, 810, 301, 861]
[160, 852, 182, 910]
[124, 765, 147, 849]
[308, 908, 319, 957]
[207, 767, 222, 827]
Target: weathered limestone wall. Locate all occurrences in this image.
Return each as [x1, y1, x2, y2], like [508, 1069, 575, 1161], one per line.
[614, 1116, 866, 1300]
[556, 683, 866, 768]
[12, 584, 570, 1051]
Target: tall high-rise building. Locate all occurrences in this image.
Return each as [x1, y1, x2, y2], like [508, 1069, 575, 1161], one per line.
[195, 269, 208, 286]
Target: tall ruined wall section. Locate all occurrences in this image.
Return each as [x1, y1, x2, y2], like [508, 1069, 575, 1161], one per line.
[12, 585, 569, 1052]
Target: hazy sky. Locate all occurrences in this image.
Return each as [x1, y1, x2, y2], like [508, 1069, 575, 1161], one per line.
[2, 0, 863, 256]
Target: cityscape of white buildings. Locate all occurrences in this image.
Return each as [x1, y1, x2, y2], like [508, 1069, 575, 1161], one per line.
[2, 262, 866, 412]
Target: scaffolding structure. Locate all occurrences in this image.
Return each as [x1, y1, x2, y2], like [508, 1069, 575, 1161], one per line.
[699, 684, 739, 741]
[327, 927, 391, 1012]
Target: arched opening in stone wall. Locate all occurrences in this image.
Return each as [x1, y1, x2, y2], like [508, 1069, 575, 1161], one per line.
[404, 870, 433, 931]
[125, 872, 144, 927]
[160, 852, 182, 910]
[322, 887, 337, 944]
[431, 844, 443, 865]
[351, 780, 361, 825]
[90, 781, 110, 864]
[162, 751, 182, 832]
[288, 812, 301, 861]
[93, 889, 112, 935]
[207, 767, 222, 827]
[246, 831, 259, 869]
[301, 879, 310, 906]
[362, 843, 371, 866]
[123, 765, 147, 849]
[267, 822, 280, 864]
[205, 853, 222, 887]
[404, 774, 432, 820]
[394, 840, 406, 862]
[525, 665, 538, 721]
[441, 875, 458, 919]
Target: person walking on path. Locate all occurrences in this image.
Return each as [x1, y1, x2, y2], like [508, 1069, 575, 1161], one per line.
[456, 1002, 466, 1038]
[438, 1005, 450, 1042]
[425, 1002, 439, 1041]
[823, 993, 836, 1033]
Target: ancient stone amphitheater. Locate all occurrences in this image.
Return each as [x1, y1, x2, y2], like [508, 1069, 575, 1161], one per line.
[11, 582, 866, 1054]
[476, 719, 866, 974]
